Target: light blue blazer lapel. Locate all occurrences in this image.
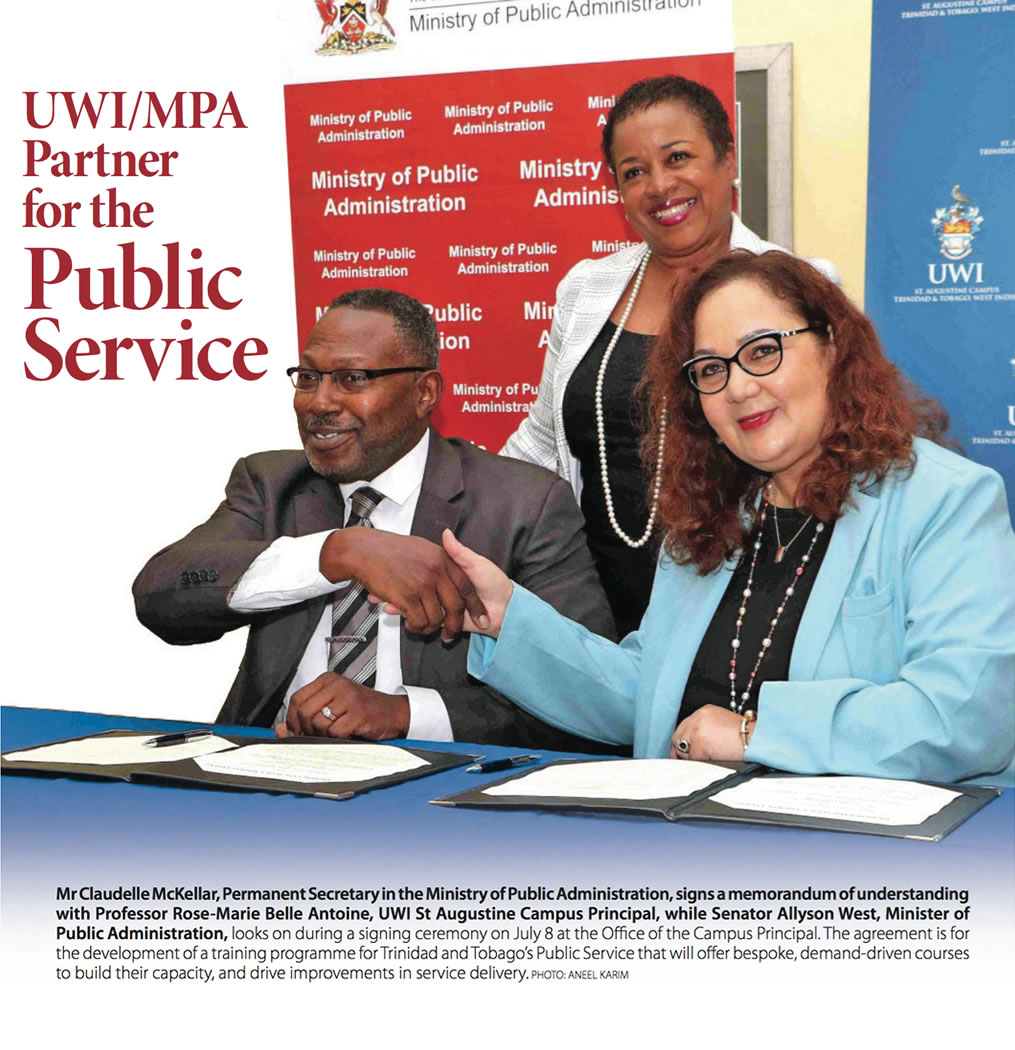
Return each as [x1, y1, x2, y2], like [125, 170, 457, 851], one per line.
[640, 562, 735, 757]
[790, 486, 881, 681]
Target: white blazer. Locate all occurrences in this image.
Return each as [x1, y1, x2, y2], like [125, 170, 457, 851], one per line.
[501, 216, 839, 498]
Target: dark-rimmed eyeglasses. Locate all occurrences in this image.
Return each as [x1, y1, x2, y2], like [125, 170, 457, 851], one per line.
[682, 326, 824, 394]
[287, 366, 427, 393]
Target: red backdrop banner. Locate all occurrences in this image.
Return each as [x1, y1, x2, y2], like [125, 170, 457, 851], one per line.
[284, 53, 733, 448]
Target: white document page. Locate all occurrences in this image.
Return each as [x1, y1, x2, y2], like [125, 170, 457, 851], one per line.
[483, 759, 731, 800]
[194, 743, 428, 784]
[3, 734, 236, 766]
[710, 776, 960, 826]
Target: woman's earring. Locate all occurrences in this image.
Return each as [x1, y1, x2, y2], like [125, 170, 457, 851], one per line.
[732, 177, 742, 190]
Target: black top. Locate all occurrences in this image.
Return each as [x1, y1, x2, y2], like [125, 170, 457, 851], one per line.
[563, 321, 657, 637]
[680, 505, 834, 719]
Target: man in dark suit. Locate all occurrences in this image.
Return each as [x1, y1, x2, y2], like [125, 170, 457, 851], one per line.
[133, 288, 617, 749]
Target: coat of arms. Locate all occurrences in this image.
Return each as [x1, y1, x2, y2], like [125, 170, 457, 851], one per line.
[930, 185, 983, 261]
[316, 0, 396, 55]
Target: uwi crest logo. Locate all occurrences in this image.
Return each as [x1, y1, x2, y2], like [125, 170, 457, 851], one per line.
[931, 185, 983, 262]
[316, 0, 396, 55]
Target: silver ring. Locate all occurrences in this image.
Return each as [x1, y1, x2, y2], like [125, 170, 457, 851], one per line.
[321, 706, 336, 721]
[676, 739, 690, 755]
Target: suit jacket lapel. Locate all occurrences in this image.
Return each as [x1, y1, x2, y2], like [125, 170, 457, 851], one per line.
[401, 432, 464, 684]
[245, 472, 346, 722]
[790, 484, 881, 680]
[293, 474, 347, 535]
[410, 432, 464, 542]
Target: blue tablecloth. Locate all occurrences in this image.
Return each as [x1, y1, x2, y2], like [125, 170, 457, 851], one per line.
[3, 705, 1012, 862]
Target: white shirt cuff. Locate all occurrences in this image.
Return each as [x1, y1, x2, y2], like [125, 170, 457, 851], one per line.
[404, 685, 453, 742]
[228, 531, 345, 611]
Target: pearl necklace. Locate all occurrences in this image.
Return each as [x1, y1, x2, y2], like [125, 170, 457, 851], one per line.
[728, 503, 824, 713]
[594, 249, 667, 549]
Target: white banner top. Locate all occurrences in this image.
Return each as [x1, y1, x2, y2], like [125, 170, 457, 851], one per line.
[281, 0, 733, 83]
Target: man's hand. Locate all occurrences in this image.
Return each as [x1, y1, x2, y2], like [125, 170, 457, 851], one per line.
[277, 673, 410, 739]
[670, 704, 751, 761]
[320, 528, 487, 640]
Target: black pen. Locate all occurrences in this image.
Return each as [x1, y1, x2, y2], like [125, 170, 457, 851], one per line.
[144, 730, 214, 748]
[466, 754, 542, 774]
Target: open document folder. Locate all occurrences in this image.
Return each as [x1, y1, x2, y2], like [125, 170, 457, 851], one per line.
[432, 758, 1000, 841]
[1, 730, 475, 800]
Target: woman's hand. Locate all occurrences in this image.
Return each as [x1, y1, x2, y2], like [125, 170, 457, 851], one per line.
[671, 705, 753, 761]
[440, 529, 513, 637]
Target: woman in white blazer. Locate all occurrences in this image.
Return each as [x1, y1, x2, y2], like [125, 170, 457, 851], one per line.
[501, 76, 835, 635]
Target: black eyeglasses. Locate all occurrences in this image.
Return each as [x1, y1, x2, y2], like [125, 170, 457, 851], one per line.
[287, 366, 427, 393]
[682, 326, 824, 394]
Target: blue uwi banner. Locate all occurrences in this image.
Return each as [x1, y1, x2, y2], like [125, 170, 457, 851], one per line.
[865, 0, 1015, 522]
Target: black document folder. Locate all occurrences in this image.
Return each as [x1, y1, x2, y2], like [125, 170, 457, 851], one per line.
[1, 729, 475, 800]
[432, 758, 1001, 841]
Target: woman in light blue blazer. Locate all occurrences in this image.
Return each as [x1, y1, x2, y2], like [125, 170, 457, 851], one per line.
[447, 251, 1015, 785]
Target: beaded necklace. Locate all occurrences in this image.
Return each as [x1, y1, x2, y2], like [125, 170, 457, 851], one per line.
[728, 503, 824, 713]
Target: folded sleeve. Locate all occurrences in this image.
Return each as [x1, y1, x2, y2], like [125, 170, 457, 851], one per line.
[228, 532, 340, 611]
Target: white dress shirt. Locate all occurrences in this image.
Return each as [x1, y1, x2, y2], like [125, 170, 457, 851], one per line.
[227, 430, 453, 740]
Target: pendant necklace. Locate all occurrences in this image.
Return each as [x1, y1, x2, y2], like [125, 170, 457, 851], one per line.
[771, 505, 815, 564]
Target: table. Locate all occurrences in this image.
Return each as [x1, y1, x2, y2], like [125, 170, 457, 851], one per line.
[3, 706, 1011, 1049]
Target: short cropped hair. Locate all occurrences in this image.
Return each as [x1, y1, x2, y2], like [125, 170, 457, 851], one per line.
[601, 75, 734, 172]
[328, 288, 439, 369]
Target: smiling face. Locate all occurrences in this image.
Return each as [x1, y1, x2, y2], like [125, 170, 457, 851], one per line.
[610, 100, 736, 263]
[295, 307, 439, 483]
[692, 278, 832, 503]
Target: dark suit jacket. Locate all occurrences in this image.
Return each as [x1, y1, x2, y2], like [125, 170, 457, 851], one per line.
[133, 431, 620, 750]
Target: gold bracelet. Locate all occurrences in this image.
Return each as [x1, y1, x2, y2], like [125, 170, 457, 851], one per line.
[739, 710, 757, 751]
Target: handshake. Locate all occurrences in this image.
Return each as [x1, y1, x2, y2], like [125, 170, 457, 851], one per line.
[319, 526, 509, 642]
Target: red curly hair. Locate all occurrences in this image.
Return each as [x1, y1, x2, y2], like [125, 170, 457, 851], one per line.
[642, 251, 949, 573]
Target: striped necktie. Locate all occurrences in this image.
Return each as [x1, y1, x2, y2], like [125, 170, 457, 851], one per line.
[327, 485, 385, 686]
